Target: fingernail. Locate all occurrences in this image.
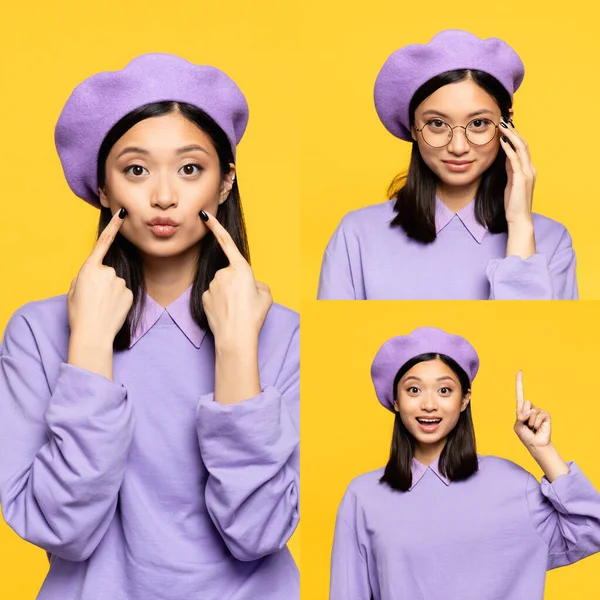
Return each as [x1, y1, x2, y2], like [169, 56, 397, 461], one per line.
[501, 135, 508, 142]
[500, 122, 508, 129]
[199, 210, 209, 222]
[509, 120, 515, 128]
[118, 207, 127, 219]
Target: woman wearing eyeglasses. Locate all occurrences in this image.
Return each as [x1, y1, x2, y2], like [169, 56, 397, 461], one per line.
[317, 30, 577, 300]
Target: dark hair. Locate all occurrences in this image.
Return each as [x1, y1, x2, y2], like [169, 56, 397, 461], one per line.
[380, 352, 478, 492]
[389, 69, 512, 243]
[96, 101, 249, 350]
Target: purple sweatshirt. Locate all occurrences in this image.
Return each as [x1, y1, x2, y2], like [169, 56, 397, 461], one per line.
[318, 199, 577, 300]
[0, 288, 299, 600]
[330, 456, 600, 600]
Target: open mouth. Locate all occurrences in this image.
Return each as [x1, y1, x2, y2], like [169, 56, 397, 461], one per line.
[416, 418, 442, 432]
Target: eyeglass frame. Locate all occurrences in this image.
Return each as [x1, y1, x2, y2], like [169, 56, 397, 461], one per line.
[414, 117, 500, 148]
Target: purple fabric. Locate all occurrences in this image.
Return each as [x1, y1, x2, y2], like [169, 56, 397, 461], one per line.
[317, 199, 578, 300]
[371, 327, 479, 411]
[330, 456, 600, 600]
[55, 53, 249, 206]
[0, 288, 299, 600]
[374, 29, 525, 140]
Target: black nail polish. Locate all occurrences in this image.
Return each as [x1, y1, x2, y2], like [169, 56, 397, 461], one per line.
[118, 207, 127, 219]
[199, 210, 209, 222]
[500, 122, 508, 129]
[509, 120, 515, 128]
[501, 135, 508, 142]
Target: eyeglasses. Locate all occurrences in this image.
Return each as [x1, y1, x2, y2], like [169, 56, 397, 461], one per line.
[414, 118, 499, 148]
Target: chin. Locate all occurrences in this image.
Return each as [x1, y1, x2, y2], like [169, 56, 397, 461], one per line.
[134, 238, 202, 259]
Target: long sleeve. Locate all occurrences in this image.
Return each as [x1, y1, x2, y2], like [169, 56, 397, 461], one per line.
[0, 309, 134, 562]
[527, 462, 600, 569]
[330, 494, 372, 600]
[195, 325, 300, 562]
[318, 222, 360, 300]
[486, 228, 577, 300]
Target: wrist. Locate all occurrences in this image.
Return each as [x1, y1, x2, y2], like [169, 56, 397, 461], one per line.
[69, 331, 114, 352]
[507, 216, 534, 231]
[527, 441, 554, 457]
[214, 331, 259, 356]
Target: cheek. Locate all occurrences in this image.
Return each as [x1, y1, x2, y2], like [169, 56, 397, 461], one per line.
[416, 143, 441, 173]
[477, 141, 501, 167]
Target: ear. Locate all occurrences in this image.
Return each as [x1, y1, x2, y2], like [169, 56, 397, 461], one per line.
[508, 108, 514, 120]
[460, 391, 472, 412]
[98, 187, 110, 209]
[218, 163, 236, 205]
[393, 400, 399, 412]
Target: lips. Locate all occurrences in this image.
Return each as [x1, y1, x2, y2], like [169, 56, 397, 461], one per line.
[416, 417, 442, 434]
[442, 160, 474, 173]
[148, 217, 179, 227]
[147, 217, 180, 238]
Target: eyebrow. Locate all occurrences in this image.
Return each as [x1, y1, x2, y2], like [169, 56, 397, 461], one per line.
[116, 146, 149, 159]
[115, 144, 210, 159]
[402, 375, 457, 383]
[421, 109, 494, 119]
[176, 144, 210, 155]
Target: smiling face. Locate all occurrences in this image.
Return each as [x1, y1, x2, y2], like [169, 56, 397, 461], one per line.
[99, 110, 235, 260]
[411, 78, 509, 194]
[394, 358, 471, 455]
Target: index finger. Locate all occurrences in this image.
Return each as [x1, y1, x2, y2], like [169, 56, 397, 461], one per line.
[87, 208, 127, 264]
[201, 210, 246, 266]
[516, 370, 525, 415]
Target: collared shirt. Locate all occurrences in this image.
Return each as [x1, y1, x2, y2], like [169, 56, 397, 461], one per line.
[318, 199, 578, 300]
[330, 455, 600, 600]
[0, 288, 300, 600]
[407, 456, 450, 490]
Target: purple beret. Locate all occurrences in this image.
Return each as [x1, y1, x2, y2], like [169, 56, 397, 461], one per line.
[55, 53, 249, 207]
[371, 327, 479, 411]
[374, 29, 525, 141]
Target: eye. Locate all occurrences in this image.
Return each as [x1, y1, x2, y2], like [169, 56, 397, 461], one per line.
[468, 118, 492, 130]
[427, 119, 447, 129]
[406, 386, 420, 395]
[179, 164, 202, 176]
[124, 165, 148, 177]
[439, 387, 452, 395]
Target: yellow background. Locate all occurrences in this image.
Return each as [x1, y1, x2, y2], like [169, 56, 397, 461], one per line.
[0, 1, 299, 596]
[300, 2, 600, 300]
[2, 0, 600, 598]
[301, 301, 600, 599]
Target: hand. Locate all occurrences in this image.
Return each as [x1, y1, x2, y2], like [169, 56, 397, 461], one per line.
[200, 211, 272, 350]
[514, 370, 552, 451]
[68, 208, 133, 347]
[500, 119, 536, 225]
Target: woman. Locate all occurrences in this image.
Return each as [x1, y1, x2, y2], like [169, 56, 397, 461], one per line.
[318, 30, 577, 300]
[330, 327, 600, 600]
[0, 53, 299, 600]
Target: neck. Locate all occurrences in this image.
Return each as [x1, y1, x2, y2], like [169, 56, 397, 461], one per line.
[413, 438, 447, 467]
[437, 178, 481, 213]
[141, 245, 199, 308]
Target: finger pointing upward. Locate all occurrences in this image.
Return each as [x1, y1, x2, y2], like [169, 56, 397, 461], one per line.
[87, 207, 127, 265]
[516, 370, 525, 416]
[200, 210, 246, 267]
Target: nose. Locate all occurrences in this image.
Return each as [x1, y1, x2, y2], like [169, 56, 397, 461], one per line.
[447, 126, 470, 155]
[421, 392, 438, 412]
[151, 173, 178, 209]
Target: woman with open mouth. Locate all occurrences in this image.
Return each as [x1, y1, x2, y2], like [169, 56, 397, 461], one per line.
[318, 30, 577, 300]
[0, 54, 299, 600]
[329, 327, 600, 599]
